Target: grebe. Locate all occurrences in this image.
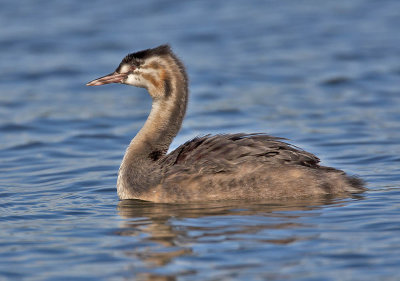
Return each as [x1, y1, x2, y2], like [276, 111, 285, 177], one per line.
[87, 45, 364, 202]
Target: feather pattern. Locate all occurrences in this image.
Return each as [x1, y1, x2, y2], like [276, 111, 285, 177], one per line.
[159, 133, 319, 173]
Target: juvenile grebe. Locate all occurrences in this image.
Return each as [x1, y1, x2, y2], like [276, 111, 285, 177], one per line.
[87, 45, 364, 202]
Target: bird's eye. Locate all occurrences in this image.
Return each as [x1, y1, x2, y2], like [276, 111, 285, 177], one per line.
[133, 58, 144, 67]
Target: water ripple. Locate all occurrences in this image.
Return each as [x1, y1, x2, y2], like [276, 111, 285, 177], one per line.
[1, 0, 400, 280]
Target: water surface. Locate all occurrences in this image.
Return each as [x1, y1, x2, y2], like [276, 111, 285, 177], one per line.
[1, 0, 400, 280]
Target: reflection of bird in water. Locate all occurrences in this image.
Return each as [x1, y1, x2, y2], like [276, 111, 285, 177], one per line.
[116, 199, 333, 281]
[87, 45, 365, 202]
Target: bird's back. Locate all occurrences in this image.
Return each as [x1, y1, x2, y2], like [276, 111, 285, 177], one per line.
[137, 134, 365, 202]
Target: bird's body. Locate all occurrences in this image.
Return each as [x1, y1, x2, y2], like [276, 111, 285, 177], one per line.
[87, 45, 365, 203]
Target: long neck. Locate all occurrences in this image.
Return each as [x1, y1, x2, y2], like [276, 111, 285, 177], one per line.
[130, 87, 187, 158]
[117, 60, 188, 199]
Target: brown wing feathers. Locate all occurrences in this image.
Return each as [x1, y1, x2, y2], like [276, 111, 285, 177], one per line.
[160, 133, 320, 169]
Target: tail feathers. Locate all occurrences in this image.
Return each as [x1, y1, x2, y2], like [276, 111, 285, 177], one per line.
[345, 176, 366, 193]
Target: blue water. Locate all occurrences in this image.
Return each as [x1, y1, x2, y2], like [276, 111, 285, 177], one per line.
[1, 0, 400, 280]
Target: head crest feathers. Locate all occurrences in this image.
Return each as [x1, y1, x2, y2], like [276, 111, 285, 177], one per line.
[122, 44, 172, 64]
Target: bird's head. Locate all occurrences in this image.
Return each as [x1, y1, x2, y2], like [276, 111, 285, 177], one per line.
[86, 45, 184, 99]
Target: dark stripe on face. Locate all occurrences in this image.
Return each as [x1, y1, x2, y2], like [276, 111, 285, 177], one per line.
[149, 62, 161, 69]
[164, 76, 172, 98]
[142, 73, 159, 88]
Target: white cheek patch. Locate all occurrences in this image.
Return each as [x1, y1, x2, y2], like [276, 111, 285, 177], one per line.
[125, 74, 145, 88]
[125, 75, 137, 84]
[120, 64, 131, 74]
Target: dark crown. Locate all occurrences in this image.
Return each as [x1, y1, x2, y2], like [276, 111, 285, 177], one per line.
[122, 44, 172, 64]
